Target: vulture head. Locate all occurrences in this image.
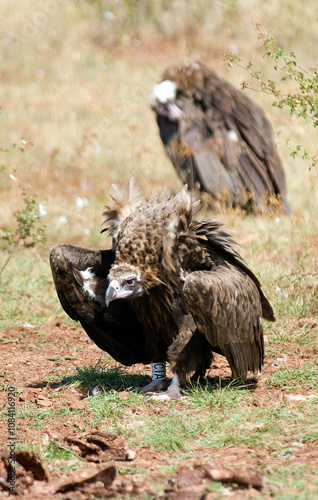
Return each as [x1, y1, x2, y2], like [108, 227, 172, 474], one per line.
[106, 264, 144, 305]
[149, 79, 182, 121]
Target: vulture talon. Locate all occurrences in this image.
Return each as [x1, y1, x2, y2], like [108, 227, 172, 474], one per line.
[149, 386, 184, 401]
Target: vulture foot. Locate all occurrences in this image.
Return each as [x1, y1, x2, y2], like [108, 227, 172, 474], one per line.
[149, 384, 184, 401]
[149, 373, 184, 400]
[139, 379, 168, 393]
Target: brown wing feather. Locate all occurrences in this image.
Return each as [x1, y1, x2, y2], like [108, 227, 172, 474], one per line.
[183, 266, 262, 345]
[176, 212, 274, 379]
[182, 265, 264, 378]
[201, 64, 287, 200]
[50, 244, 151, 366]
[192, 219, 275, 322]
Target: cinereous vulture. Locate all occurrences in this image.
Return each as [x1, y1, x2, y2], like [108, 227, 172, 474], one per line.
[51, 180, 275, 399]
[150, 60, 290, 213]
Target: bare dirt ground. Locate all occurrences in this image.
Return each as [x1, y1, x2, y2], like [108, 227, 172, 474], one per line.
[0, 320, 317, 499]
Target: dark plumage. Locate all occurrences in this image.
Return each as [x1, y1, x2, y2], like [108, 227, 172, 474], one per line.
[103, 181, 275, 398]
[150, 60, 290, 213]
[50, 243, 152, 366]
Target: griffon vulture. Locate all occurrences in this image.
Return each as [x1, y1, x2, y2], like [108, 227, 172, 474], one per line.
[150, 60, 290, 213]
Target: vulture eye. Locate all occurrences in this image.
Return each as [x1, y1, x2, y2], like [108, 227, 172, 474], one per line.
[126, 277, 136, 286]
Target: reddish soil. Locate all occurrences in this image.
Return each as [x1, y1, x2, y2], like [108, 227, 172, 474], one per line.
[0, 320, 317, 499]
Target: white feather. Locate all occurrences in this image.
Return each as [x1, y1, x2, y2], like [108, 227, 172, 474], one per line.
[80, 268, 95, 280]
[151, 80, 177, 103]
[80, 268, 96, 299]
[168, 215, 178, 235]
[228, 130, 239, 142]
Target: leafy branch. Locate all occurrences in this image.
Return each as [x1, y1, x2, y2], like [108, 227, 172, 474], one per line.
[224, 24, 318, 168]
[0, 189, 47, 276]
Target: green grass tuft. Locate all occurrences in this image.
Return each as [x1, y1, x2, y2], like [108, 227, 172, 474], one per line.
[265, 363, 318, 392]
[74, 365, 150, 392]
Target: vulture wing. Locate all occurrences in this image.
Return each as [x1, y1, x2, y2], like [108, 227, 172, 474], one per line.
[50, 244, 151, 366]
[183, 266, 264, 379]
[193, 218, 275, 322]
[180, 218, 275, 379]
[206, 76, 287, 208]
[178, 99, 244, 199]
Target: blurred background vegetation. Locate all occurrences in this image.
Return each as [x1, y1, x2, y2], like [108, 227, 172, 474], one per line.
[0, 0, 318, 327]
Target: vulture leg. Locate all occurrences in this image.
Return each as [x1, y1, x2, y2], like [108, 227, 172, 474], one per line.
[168, 328, 214, 384]
[139, 362, 168, 393]
[150, 330, 213, 400]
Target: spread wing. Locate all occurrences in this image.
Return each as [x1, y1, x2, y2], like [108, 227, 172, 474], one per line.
[182, 266, 264, 378]
[50, 244, 152, 366]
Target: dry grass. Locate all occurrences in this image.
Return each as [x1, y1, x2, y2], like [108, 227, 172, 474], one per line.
[1, 0, 318, 344]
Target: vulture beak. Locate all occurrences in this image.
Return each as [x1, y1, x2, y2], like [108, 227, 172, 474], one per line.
[166, 102, 182, 121]
[105, 279, 133, 307]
